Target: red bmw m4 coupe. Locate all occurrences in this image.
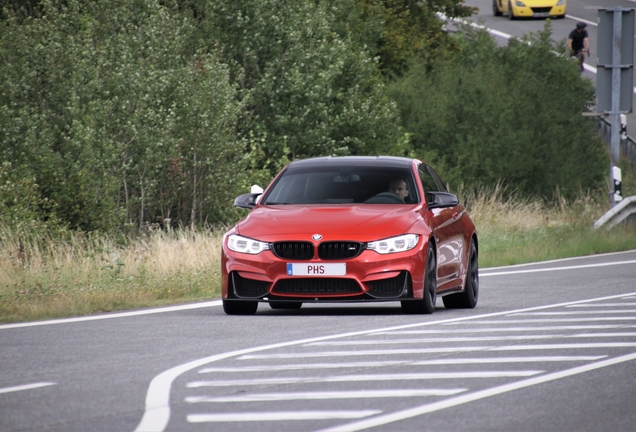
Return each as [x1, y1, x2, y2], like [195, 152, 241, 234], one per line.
[221, 156, 478, 315]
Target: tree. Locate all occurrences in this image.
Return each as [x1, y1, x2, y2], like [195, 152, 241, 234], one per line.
[0, 0, 243, 230]
[187, 0, 402, 177]
[388, 22, 607, 198]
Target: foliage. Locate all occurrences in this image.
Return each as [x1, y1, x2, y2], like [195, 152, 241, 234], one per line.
[186, 0, 402, 177]
[1, 0, 243, 230]
[388, 21, 607, 199]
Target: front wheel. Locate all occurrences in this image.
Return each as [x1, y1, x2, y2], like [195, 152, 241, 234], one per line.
[402, 242, 437, 314]
[508, 2, 515, 20]
[493, 0, 502, 16]
[443, 239, 479, 309]
[223, 299, 258, 315]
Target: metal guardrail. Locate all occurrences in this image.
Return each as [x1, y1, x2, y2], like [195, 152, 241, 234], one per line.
[596, 119, 636, 229]
[598, 118, 636, 164]
[593, 195, 636, 229]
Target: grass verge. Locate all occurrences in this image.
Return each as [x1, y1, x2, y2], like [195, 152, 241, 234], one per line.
[1, 187, 635, 323]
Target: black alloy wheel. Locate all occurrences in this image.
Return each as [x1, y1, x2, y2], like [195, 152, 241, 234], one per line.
[493, 0, 502, 16]
[402, 242, 437, 314]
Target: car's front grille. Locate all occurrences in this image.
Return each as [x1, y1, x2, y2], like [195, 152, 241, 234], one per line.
[318, 242, 364, 260]
[367, 271, 409, 298]
[273, 278, 362, 295]
[272, 242, 314, 260]
[531, 7, 551, 13]
[232, 272, 270, 298]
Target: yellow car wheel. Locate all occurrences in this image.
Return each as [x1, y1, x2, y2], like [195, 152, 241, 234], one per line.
[493, 0, 503, 16]
[508, 1, 515, 20]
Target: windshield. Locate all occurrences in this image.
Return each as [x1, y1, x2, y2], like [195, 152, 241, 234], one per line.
[262, 165, 419, 205]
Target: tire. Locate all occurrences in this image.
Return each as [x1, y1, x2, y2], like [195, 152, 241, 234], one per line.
[223, 299, 258, 315]
[402, 242, 437, 314]
[508, 2, 515, 20]
[269, 301, 302, 310]
[493, 0, 502, 16]
[443, 239, 479, 309]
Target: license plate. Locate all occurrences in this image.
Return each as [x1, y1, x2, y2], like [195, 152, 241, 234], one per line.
[287, 263, 346, 276]
[533, 12, 549, 17]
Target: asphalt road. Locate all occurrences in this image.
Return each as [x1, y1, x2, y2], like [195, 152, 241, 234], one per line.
[461, 0, 636, 142]
[2, 250, 636, 432]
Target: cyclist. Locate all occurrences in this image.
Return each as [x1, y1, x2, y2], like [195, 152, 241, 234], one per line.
[568, 22, 590, 72]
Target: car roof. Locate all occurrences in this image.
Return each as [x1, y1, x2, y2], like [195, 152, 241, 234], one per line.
[287, 156, 416, 170]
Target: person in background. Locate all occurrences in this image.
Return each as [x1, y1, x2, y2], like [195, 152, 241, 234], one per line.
[568, 22, 590, 72]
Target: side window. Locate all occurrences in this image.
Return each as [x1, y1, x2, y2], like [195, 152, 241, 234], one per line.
[418, 165, 439, 193]
[427, 166, 448, 192]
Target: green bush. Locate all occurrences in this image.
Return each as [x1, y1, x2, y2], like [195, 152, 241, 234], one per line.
[389, 21, 607, 199]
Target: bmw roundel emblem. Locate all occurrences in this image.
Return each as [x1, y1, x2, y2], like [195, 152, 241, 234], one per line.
[312, 234, 323, 241]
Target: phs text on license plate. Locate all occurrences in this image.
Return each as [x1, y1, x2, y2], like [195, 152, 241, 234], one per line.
[287, 263, 346, 276]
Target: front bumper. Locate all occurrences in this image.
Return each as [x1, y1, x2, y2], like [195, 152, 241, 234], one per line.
[222, 244, 428, 302]
[512, 3, 565, 18]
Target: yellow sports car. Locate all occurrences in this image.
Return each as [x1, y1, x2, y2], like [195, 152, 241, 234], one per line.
[493, 0, 566, 19]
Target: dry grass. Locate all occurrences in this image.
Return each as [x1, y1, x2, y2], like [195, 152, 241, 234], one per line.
[458, 184, 636, 267]
[0, 226, 224, 323]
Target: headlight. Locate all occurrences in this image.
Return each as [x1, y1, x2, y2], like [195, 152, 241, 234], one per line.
[367, 234, 419, 254]
[515, 1, 525, 6]
[227, 234, 270, 254]
[556, 0, 564, 5]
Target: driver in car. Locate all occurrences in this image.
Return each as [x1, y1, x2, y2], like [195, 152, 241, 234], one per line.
[388, 178, 409, 201]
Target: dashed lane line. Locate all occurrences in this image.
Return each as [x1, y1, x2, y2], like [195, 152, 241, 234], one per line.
[0, 382, 56, 394]
[188, 410, 382, 423]
[184, 389, 467, 403]
[186, 371, 542, 388]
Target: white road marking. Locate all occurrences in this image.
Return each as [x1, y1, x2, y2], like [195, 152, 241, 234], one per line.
[238, 347, 488, 360]
[483, 250, 636, 271]
[412, 356, 606, 365]
[510, 310, 636, 315]
[135, 291, 636, 432]
[372, 325, 636, 334]
[481, 260, 636, 277]
[199, 356, 605, 373]
[0, 300, 223, 330]
[567, 303, 636, 307]
[317, 334, 636, 346]
[198, 361, 405, 373]
[0, 382, 56, 394]
[185, 389, 466, 403]
[321, 352, 636, 432]
[572, 333, 636, 338]
[187, 371, 542, 387]
[449, 317, 636, 324]
[188, 410, 381, 423]
[566, 15, 597, 27]
[491, 342, 636, 351]
[305, 335, 558, 345]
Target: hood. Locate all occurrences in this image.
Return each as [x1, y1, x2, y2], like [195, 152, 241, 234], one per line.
[236, 204, 422, 242]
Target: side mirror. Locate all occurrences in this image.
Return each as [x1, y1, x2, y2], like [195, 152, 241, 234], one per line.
[251, 185, 264, 204]
[426, 192, 459, 209]
[234, 192, 262, 209]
